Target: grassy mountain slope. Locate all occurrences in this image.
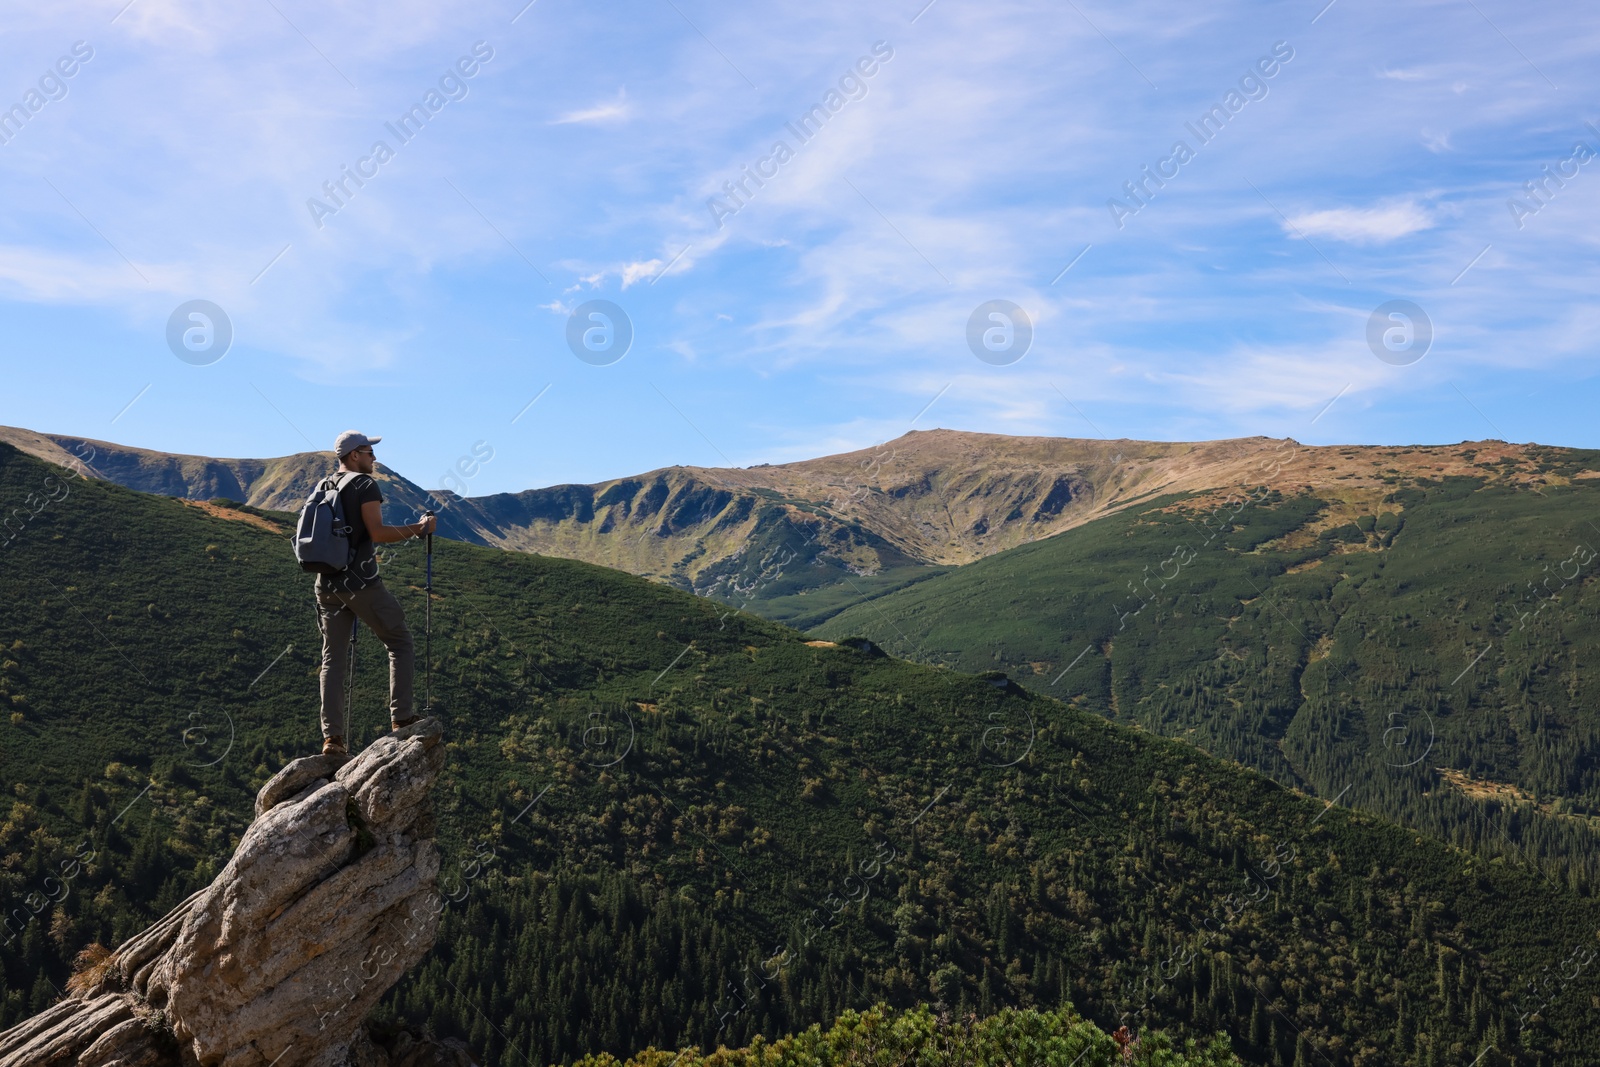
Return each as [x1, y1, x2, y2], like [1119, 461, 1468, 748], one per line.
[2, 440, 1598, 1067]
[815, 449, 1600, 897]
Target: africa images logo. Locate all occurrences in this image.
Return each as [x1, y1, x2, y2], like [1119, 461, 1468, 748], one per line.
[1107, 41, 1294, 229]
[0, 41, 94, 148]
[306, 42, 495, 229]
[706, 42, 895, 229]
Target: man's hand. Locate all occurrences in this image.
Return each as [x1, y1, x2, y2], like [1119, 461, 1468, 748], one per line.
[362, 501, 438, 544]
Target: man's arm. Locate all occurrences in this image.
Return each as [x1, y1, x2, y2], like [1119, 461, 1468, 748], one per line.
[361, 500, 435, 544]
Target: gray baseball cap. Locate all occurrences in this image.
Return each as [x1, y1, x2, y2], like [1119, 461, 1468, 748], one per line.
[334, 430, 382, 457]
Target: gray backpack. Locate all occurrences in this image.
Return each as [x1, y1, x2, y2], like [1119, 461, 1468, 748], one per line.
[294, 472, 362, 575]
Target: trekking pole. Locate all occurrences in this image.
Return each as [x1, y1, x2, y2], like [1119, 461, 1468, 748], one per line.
[423, 511, 434, 715]
[344, 618, 360, 741]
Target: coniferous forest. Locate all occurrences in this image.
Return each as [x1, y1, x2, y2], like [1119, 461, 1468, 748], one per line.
[819, 451, 1600, 897]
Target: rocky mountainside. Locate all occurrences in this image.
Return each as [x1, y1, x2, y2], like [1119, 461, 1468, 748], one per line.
[0, 719, 469, 1067]
[2, 423, 1567, 625]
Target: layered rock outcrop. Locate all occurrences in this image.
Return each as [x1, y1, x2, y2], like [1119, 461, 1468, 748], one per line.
[0, 719, 473, 1067]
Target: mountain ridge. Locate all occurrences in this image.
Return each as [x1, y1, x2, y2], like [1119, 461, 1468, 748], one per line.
[2, 424, 1585, 628]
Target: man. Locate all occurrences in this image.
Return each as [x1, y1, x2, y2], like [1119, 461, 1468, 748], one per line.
[316, 430, 436, 757]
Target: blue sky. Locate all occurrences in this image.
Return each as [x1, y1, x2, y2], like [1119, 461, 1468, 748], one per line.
[0, 0, 1597, 497]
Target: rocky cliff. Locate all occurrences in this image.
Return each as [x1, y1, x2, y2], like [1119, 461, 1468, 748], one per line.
[0, 719, 473, 1067]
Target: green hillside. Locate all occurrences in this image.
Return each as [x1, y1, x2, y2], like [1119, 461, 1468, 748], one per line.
[813, 465, 1600, 897]
[2, 440, 1598, 1067]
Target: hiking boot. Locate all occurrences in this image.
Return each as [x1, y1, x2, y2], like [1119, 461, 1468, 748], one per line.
[390, 715, 421, 732]
[322, 736, 348, 757]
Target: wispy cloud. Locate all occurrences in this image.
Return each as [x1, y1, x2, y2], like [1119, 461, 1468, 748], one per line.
[620, 259, 663, 286]
[551, 88, 631, 125]
[1420, 128, 1452, 153]
[1283, 202, 1435, 244]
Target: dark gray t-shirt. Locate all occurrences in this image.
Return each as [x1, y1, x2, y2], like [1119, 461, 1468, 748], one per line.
[315, 472, 383, 594]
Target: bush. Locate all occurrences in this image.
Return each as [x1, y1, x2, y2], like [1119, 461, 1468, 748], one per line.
[573, 1003, 1242, 1067]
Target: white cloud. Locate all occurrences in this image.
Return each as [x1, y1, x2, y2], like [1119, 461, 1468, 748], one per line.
[0, 244, 176, 303]
[551, 89, 631, 125]
[1164, 344, 1393, 417]
[619, 259, 663, 287]
[1283, 202, 1435, 244]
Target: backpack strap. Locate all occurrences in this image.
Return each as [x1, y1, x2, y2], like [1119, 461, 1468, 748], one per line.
[328, 471, 364, 536]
